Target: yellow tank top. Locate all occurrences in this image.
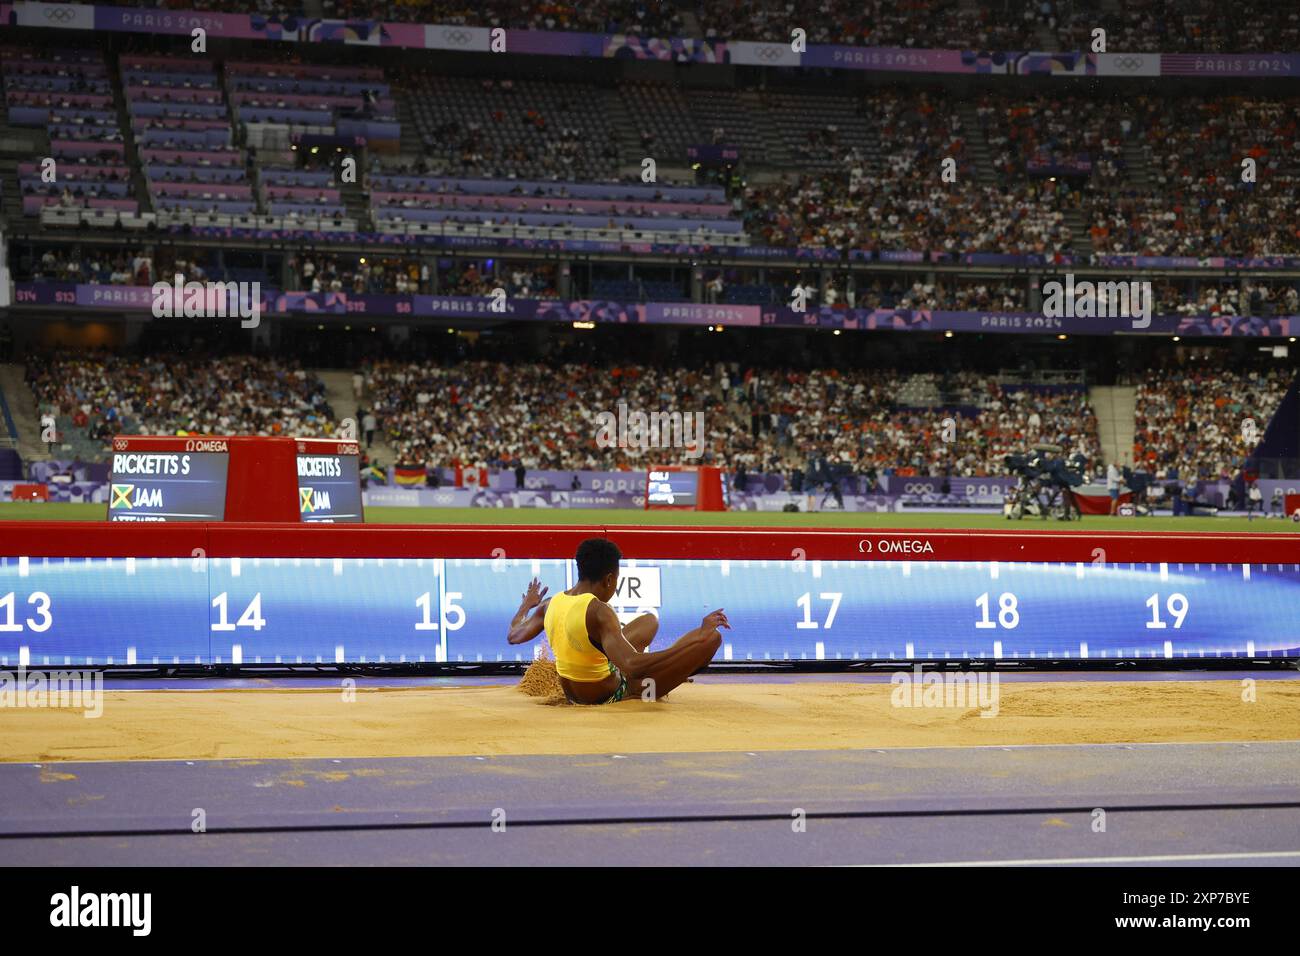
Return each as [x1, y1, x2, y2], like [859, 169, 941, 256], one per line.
[543, 591, 610, 683]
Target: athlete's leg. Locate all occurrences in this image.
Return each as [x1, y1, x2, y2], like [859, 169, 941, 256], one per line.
[620, 630, 721, 702]
[622, 613, 659, 652]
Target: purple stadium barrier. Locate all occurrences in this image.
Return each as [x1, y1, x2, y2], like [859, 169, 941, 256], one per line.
[127, 86, 222, 104]
[52, 139, 124, 157]
[369, 191, 731, 218]
[153, 183, 253, 199]
[266, 186, 341, 201]
[22, 180, 131, 196]
[140, 148, 241, 165]
[152, 197, 255, 213]
[260, 169, 336, 186]
[23, 196, 137, 214]
[370, 174, 724, 203]
[19, 162, 128, 180]
[239, 107, 334, 125]
[374, 207, 743, 232]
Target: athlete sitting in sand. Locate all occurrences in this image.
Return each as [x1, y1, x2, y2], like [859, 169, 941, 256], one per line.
[506, 538, 728, 704]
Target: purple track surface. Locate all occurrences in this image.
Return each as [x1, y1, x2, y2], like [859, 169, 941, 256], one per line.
[3, 740, 1298, 866]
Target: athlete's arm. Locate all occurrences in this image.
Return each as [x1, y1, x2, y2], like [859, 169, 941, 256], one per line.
[585, 599, 644, 671]
[505, 578, 550, 645]
[588, 602, 729, 673]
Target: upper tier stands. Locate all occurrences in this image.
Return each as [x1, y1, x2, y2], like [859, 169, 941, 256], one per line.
[7, 44, 1300, 257]
[79, 0, 1300, 52]
[123, 54, 254, 218]
[3, 47, 141, 220]
[400, 74, 618, 182]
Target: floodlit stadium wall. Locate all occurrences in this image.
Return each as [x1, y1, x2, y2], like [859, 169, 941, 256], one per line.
[0, 523, 1296, 668]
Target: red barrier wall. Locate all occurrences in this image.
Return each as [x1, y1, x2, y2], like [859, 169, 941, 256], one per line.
[1, 521, 1298, 564]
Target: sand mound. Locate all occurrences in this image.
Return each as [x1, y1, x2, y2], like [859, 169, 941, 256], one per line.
[517, 658, 568, 704]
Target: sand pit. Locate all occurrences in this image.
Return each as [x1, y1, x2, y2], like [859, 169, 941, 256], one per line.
[2, 677, 1298, 764]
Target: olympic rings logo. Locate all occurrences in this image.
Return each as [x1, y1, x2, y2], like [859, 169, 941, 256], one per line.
[755, 45, 787, 61]
[441, 29, 472, 45]
[113, 438, 128, 451]
[44, 7, 76, 22]
[1112, 56, 1146, 71]
[903, 482, 936, 494]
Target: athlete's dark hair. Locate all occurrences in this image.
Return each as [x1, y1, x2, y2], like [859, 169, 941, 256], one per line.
[575, 538, 621, 582]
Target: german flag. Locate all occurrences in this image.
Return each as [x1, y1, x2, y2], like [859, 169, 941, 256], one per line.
[394, 466, 425, 486]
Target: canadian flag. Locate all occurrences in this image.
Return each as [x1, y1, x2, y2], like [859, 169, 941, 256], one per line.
[455, 465, 488, 488]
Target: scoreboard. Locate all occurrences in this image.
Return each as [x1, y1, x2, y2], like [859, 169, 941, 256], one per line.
[646, 469, 698, 508]
[645, 466, 726, 511]
[296, 439, 363, 523]
[109, 440, 230, 522]
[0, 525, 1296, 667]
[108, 435, 361, 524]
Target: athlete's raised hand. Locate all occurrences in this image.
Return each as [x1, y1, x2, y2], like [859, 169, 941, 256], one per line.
[700, 608, 731, 634]
[521, 577, 549, 610]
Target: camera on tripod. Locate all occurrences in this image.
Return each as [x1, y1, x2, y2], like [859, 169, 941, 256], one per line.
[1003, 444, 1084, 520]
[1120, 465, 1154, 515]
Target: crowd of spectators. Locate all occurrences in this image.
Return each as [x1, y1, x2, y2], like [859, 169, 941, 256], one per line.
[698, 0, 1040, 48]
[20, 248, 153, 286]
[26, 353, 337, 454]
[290, 255, 427, 294]
[718, 367, 1101, 483]
[1133, 360, 1290, 482]
[1153, 282, 1300, 318]
[743, 91, 1073, 256]
[19, 346, 1291, 488]
[889, 279, 1029, 312]
[737, 90, 1300, 259]
[359, 357, 1102, 481]
[1085, 96, 1300, 257]
[283, 257, 554, 297]
[976, 92, 1128, 184]
[1068, 0, 1300, 54]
